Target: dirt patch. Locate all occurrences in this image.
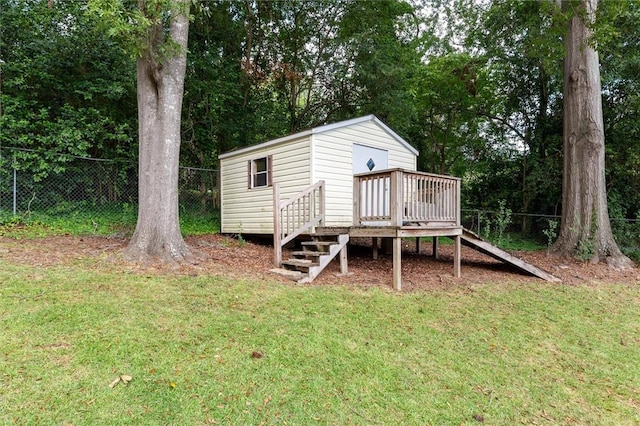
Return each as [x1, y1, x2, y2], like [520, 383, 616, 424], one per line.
[1, 234, 638, 291]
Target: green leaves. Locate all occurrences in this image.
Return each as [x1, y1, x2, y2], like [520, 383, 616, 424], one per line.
[0, 0, 136, 178]
[0, 101, 131, 181]
[87, 0, 191, 63]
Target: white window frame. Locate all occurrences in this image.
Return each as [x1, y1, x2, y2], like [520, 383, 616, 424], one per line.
[248, 155, 272, 189]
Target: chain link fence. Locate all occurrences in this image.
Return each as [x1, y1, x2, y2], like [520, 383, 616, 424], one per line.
[1, 145, 637, 258]
[462, 208, 561, 242]
[462, 207, 640, 260]
[0, 146, 218, 229]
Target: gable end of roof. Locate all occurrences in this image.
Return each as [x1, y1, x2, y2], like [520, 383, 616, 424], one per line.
[219, 115, 418, 159]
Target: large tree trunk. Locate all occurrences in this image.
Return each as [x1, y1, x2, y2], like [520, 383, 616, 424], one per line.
[552, 0, 632, 268]
[125, 0, 198, 264]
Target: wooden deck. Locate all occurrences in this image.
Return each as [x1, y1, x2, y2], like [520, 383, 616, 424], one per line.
[353, 169, 462, 289]
[272, 169, 559, 287]
[273, 169, 462, 290]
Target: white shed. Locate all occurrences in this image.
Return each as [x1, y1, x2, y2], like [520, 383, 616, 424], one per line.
[218, 115, 418, 235]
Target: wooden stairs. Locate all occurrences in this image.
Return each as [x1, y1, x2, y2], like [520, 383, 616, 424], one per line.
[270, 233, 349, 283]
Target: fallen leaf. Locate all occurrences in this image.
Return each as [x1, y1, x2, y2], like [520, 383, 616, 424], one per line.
[120, 375, 132, 385]
[109, 377, 121, 388]
[251, 351, 264, 359]
[170, 381, 177, 388]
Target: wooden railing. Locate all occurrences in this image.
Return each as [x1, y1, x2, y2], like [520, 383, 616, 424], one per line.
[273, 180, 325, 266]
[353, 169, 460, 227]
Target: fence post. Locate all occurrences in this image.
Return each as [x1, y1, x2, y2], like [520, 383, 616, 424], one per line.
[13, 164, 17, 216]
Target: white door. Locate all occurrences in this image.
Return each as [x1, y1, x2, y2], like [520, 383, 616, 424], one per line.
[353, 144, 389, 222]
[352, 144, 388, 173]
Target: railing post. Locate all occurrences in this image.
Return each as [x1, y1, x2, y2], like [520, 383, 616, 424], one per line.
[353, 176, 361, 225]
[389, 170, 403, 226]
[319, 180, 325, 226]
[456, 179, 461, 226]
[273, 183, 282, 267]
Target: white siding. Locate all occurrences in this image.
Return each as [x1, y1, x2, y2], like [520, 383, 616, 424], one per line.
[220, 116, 418, 234]
[220, 137, 311, 234]
[312, 121, 416, 226]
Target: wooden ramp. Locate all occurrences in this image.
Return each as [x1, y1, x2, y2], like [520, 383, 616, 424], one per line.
[460, 229, 560, 282]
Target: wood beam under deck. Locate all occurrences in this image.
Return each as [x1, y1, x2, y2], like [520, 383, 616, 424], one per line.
[324, 225, 463, 291]
[348, 225, 462, 238]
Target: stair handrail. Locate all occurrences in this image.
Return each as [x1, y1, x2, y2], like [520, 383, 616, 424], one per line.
[273, 180, 325, 266]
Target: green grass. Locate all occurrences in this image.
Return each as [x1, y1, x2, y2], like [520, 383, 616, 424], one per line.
[0, 206, 219, 238]
[1, 248, 639, 425]
[487, 232, 547, 251]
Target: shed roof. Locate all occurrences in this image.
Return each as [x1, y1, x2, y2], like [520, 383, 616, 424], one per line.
[218, 115, 418, 159]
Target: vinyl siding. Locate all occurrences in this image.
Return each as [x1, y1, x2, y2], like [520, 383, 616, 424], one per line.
[220, 116, 418, 234]
[220, 137, 311, 234]
[313, 121, 417, 226]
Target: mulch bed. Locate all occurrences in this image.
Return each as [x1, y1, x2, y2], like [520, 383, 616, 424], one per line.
[1, 234, 638, 291]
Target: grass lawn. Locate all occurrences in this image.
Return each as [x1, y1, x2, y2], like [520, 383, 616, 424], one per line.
[0, 207, 219, 238]
[1, 250, 639, 424]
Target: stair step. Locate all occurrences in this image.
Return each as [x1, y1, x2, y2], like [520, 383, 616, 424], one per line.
[283, 259, 318, 268]
[274, 232, 349, 284]
[313, 227, 349, 236]
[301, 241, 335, 247]
[309, 236, 339, 242]
[269, 268, 306, 281]
[292, 250, 325, 257]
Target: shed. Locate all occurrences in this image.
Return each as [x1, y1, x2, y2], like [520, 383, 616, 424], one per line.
[218, 115, 418, 235]
[218, 115, 558, 290]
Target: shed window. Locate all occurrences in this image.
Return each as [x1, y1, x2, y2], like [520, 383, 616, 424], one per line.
[248, 156, 272, 189]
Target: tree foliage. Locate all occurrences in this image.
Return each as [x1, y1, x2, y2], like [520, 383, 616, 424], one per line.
[2, 0, 639, 259]
[0, 0, 136, 179]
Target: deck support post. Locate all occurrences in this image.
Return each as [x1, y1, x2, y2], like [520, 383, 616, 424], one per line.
[340, 245, 348, 275]
[453, 235, 461, 278]
[393, 237, 402, 291]
[415, 237, 421, 253]
[372, 237, 379, 260]
[432, 237, 439, 259]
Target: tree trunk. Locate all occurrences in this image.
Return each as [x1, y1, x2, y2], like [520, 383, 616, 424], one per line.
[125, 0, 198, 264]
[552, 0, 632, 268]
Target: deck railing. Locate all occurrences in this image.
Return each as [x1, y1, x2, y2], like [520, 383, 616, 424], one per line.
[273, 180, 325, 266]
[353, 169, 460, 227]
